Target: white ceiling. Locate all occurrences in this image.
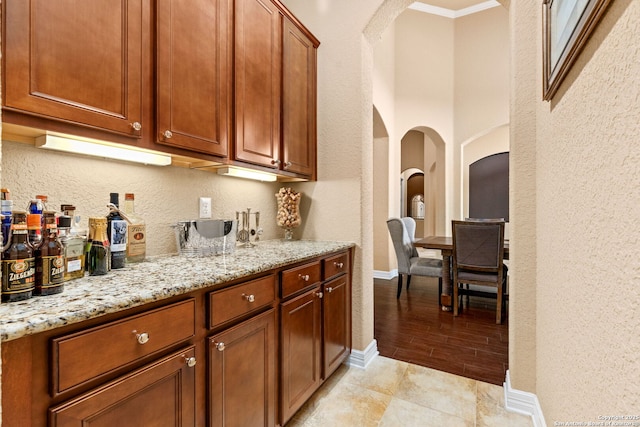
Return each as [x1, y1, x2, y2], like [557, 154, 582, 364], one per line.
[410, 0, 500, 17]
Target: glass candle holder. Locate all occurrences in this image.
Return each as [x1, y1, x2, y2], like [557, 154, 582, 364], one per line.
[275, 188, 301, 240]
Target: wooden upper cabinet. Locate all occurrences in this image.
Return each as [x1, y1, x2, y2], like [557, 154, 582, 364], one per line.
[234, 0, 282, 168]
[282, 17, 318, 178]
[156, 0, 232, 157]
[2, 0, 146, 139]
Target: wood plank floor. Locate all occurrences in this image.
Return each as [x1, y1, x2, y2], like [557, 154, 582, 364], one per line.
[374, 276, 508, 385]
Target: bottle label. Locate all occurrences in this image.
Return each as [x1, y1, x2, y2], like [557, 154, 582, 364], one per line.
[127, 224, 146, 257]
[109, 220, 128, 252]
[2, 258, 36, 294]
[39, 255, 65, 287]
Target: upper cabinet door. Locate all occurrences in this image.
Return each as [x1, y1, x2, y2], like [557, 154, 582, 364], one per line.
[234, 0, 282, 169]
[156, 0, 232, 157]
[282, 18, 318, 178]
[2, 0, 146, 139]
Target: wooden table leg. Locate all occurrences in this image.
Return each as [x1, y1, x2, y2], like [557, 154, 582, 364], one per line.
[440, 250, 452, 310]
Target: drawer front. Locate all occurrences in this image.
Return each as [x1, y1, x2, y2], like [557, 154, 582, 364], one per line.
[281, 261, 321, 299]
[52, 299, 195, 396]
[323, 251, 349, 280]
[208, 274, 276, 329]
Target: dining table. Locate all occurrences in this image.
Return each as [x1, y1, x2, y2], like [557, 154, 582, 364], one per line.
[414, 236, 510, 310]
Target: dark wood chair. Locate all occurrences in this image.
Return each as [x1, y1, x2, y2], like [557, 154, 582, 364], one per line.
[452, 220, 507, 323]
[387, 217, 442, 300]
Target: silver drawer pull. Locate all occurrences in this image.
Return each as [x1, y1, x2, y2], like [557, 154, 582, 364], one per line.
[243, 293, 255, 303]
[163, 130, 173, 139]
[315, 291, 324, 299]
[334, 262, 344, 269]
[326, 287, 334, 293]
[185, 356, 197, 368]
[131, 121, 142, 131]
[299, 274, 310, 281]
[214, 341, 225, 352]
[134, 331, 150, 345]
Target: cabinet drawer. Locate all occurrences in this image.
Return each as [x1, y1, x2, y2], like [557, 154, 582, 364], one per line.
[280, 261, 321, 299]
[52, 299, 195, 396]
[323, 251, 349, 280]
[208, 275, 276, 329]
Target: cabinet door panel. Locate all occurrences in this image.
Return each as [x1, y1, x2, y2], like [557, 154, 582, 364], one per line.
[49, 346, 196, 427]
[323, 275, 351, 378]
[3, 0, 145, 138]
[234, 0, 282, 168]
[156, 0, 232, 156]
[209, 309, 276, 427]
[282, 18, 317, 177]
[280, 287, 322, 424]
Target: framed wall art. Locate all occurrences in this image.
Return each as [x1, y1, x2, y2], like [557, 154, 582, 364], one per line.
[542, 0, 612, 100]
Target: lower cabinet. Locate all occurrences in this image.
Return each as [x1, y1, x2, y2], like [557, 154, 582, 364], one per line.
[322, 274, 351, 378]
[208, 308, 276, 427]
[280, 286, 323, 424]
[49, 346, 196, 426]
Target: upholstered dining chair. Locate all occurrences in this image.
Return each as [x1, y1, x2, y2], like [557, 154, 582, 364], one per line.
[451, 219, 507, 324]
[387, 217, 442, 300]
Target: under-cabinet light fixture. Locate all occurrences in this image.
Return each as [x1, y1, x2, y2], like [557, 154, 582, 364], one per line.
[217, 166, 278, 182]
[35, 133, 172, 166]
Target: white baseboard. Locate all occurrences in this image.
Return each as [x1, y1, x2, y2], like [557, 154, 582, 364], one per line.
[504, 370, 546, 427]
[373, 269, 397, 280]
[347, 339, 379, 369]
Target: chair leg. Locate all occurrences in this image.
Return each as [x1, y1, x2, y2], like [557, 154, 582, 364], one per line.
[496, 282, 503, 324]
[453, 281, 459, 316]
[438, 277, 442, 306]
[397, 274, 403, 299]
[406, 274, 412, 290]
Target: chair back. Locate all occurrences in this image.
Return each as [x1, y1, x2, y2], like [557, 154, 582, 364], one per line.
[386, 218, 415, 275]
[452, 220, 505, 274]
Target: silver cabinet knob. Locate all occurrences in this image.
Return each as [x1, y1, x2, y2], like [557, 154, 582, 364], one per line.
[284, 161, 292, 169]
[131, 122, 142, 131]
[214, 341, 225, 351]
[243, 293, 255, 303]
[326, 287, 334, 293]
[271, 159, 281, 166]
[134, 331, 149, 345]
[315, 291, 324, 299]
[163, 130, 173, 139]
[334, 262, 344, 269]
[185, 356, 197, 368]
[299, 274, 310, 281]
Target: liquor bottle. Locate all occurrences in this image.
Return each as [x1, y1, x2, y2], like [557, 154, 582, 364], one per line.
[34, 211, 65, 296]
[123, 193, 146, 263]
[58, 215, 87, 281]
[107, 193, 127, 269]
[88, 217, 110, 276]
[1, 198, 13, 247]
[1, 211, 35, 302]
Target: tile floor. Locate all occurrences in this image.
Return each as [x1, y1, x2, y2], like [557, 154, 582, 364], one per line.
[286, 356, 533, 427]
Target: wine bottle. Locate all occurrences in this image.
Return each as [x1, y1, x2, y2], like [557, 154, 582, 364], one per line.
[123, 193, 146, 263]
[106, 193, 127, 269]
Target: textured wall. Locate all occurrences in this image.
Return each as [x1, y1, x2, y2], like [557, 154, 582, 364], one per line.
[1, 140, 284, 255]
[534, 0, 640, 421]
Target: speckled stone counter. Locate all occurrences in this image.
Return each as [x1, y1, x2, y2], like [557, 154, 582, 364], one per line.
[0, 240, 354, 342]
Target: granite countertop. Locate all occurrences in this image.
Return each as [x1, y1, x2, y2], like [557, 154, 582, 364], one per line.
[0, 240, 354, 342]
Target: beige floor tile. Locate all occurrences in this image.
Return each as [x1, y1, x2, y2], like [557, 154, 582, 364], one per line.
[476, 381, 533, 426]
[379, 396, 473, 427]
[394, 363, 478, 422]
[295, 380, 392, 427]
[343, 356, 410, 396]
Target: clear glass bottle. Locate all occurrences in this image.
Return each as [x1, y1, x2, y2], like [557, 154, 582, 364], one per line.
[2, 211, 35, 302]
[1, 198, 13, 247]
[123, 193, 146, 263]
[34, 211, 65, 296]
[107, 193, 127, 269]
[58, 215, 86, 281]
[88, 217, 110, 276]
